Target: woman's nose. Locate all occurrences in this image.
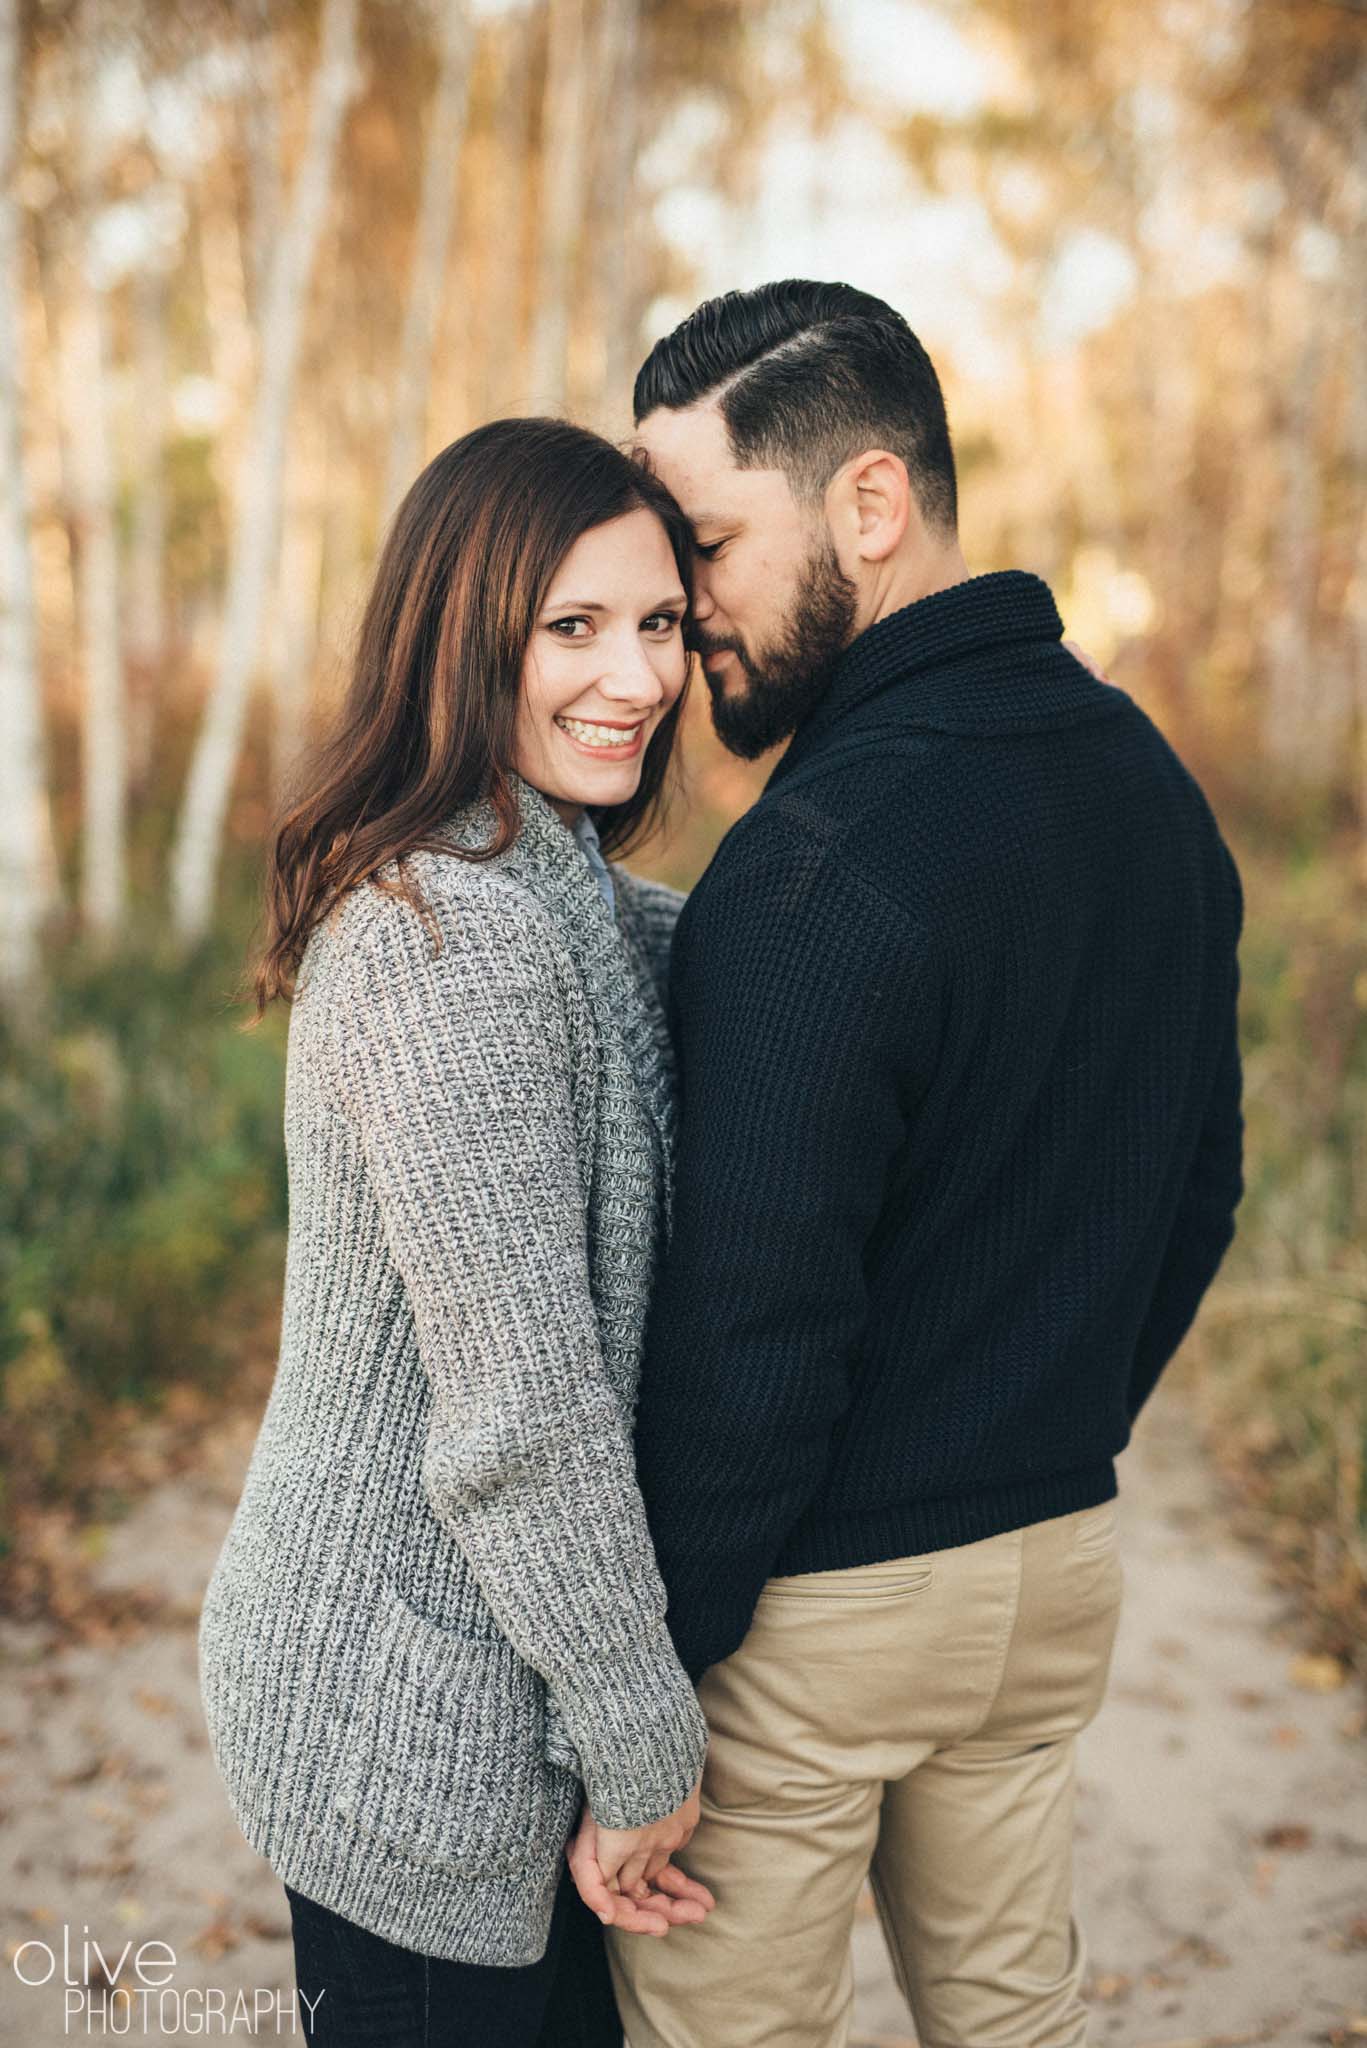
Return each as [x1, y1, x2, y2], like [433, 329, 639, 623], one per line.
[599, 635, 667, 705]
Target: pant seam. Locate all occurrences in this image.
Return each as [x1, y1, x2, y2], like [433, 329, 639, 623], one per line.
[971, 1526, 1025, 1735]
[867, 1852, 923, 2024]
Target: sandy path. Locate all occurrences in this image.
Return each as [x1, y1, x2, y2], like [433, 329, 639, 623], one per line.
[1, 1392, 1363, 2046]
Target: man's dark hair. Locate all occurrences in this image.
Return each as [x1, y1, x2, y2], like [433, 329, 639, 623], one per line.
[633, 279, 958, 537]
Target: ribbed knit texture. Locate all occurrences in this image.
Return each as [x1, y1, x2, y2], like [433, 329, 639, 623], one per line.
[197, 774, 707, 1966]
[634, 570, 1246, 1684]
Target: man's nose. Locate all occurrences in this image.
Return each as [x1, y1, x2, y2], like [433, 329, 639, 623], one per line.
[692, 574, 717, 623]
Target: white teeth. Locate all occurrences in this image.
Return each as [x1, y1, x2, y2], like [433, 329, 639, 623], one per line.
[554, 716, 642, 749]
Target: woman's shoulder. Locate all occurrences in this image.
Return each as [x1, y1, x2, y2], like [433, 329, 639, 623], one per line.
[300, 850, 572, 1007]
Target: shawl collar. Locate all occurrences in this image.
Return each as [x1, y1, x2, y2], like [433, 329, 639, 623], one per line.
[436, 774, 677, 1231]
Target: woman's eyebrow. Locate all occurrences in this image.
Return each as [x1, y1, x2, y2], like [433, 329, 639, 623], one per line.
[542, 593, 687, 612]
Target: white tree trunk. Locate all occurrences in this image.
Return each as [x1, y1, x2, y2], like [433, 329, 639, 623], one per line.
[62, 269, 126, 941]
[0, 0, 53, 1004]
[528, 0, 591, 412]
[197, 152, 257, 507]
[270, 400, 327, 798]
[170, 0, 360, 945]
[60, 11, 126, 944]
[126, 259, 169, 786]
[382, 0, 473, 523]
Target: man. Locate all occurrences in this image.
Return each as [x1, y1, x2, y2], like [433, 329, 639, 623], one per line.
[608, 280, 1245, 2048]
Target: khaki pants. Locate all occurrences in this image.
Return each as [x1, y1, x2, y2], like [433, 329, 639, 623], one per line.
[608, 1502, 1125, 2048]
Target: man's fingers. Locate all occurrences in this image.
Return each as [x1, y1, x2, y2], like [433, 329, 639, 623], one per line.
[636, 1887, 708, 1926]
[617, 1849, 653, 1897]
[567, 1841, 676, 1936]
[650, 1861, 716, 1912]
[611, 1899, 672, 1936]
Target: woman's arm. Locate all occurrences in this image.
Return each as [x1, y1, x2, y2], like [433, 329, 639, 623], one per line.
[334, 877, 707, 1831]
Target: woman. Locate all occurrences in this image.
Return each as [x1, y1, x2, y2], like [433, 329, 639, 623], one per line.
[196, 418, 714, 2046]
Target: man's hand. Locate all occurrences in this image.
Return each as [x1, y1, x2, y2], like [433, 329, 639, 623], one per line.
[567, 1779, 714, 1936]
[1063, 637, 1112, 684]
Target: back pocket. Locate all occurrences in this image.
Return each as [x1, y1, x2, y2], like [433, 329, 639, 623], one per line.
[758, 1561, 934, 1604]
[1073, 1503, 1118, 1555]
[331, 1583, 555, 1877]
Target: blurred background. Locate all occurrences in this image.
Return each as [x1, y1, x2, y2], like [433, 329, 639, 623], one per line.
[0, 0, 1363, 1690]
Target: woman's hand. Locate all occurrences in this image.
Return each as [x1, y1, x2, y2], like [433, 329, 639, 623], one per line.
[567, 1779, 714, 1936]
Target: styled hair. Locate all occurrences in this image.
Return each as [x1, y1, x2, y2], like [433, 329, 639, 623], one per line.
[633, 279, 958, 536]
[252, 417, 694, 1012]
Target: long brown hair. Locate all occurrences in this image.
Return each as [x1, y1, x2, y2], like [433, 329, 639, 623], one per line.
[253, 418, 695, 1012]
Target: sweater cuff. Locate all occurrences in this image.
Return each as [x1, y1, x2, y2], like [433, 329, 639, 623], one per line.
[548, 1633, 708, 1829]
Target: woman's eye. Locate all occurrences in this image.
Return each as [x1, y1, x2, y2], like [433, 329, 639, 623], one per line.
[642, 612, 683, 635]
[547, 616, 592, 639]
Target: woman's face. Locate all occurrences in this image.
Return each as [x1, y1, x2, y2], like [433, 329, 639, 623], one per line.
[514, 506, 689, 824]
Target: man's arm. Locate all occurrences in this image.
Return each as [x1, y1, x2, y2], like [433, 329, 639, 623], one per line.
[1128, 842, 1245, 1419]
[634, 812, 934, 1682]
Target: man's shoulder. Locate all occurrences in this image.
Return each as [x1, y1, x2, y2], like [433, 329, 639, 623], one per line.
[680, 762, 937, 953]
[693, 727, 952, 903]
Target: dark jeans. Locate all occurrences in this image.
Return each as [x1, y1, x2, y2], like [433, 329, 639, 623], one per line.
[283, 1864, 623, 2047]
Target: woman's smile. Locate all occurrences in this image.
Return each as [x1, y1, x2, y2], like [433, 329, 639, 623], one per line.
[553, 714, 648, 756]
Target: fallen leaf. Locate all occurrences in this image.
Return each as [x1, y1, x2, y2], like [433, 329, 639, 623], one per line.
[1261, 1822, 1313, 1851]
[191, 1912, 240, 1962]
[242, 1912, 291, 1941]
[1289, 1652, 1347, 1692]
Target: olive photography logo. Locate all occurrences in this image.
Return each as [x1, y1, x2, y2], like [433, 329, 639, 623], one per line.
[10, 1923, 323, 2035]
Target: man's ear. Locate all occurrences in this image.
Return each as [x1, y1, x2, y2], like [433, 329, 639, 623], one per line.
[824, 449, 911, 566]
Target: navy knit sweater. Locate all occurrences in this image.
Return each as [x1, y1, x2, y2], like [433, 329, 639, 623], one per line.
[634, 569, 1245, 1684]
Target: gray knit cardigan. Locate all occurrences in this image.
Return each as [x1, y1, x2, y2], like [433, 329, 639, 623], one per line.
[197, 774, 708, 1966]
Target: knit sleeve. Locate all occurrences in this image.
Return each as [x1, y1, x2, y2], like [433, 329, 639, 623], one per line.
[335, 878, 707, 1829]
[633, 817, 934, 1681]
[1127, 842, 1245, 1419]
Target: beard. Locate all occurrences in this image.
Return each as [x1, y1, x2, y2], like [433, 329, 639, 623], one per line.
[693, 534, 859, 761]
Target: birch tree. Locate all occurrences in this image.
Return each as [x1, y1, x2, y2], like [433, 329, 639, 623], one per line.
[126, 257, 169, 783]
[269, 379, 327, 795]
[0, 0, 53, 1004]
[381, 0, 473, 523]
[170, 0, 360, 945]
[60, 5, 127, 944]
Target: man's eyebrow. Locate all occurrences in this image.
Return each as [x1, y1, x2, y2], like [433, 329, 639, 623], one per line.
[689, 514, 734, 530]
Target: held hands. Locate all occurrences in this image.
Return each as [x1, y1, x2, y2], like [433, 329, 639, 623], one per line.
[567, 1775, 715, 1937]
